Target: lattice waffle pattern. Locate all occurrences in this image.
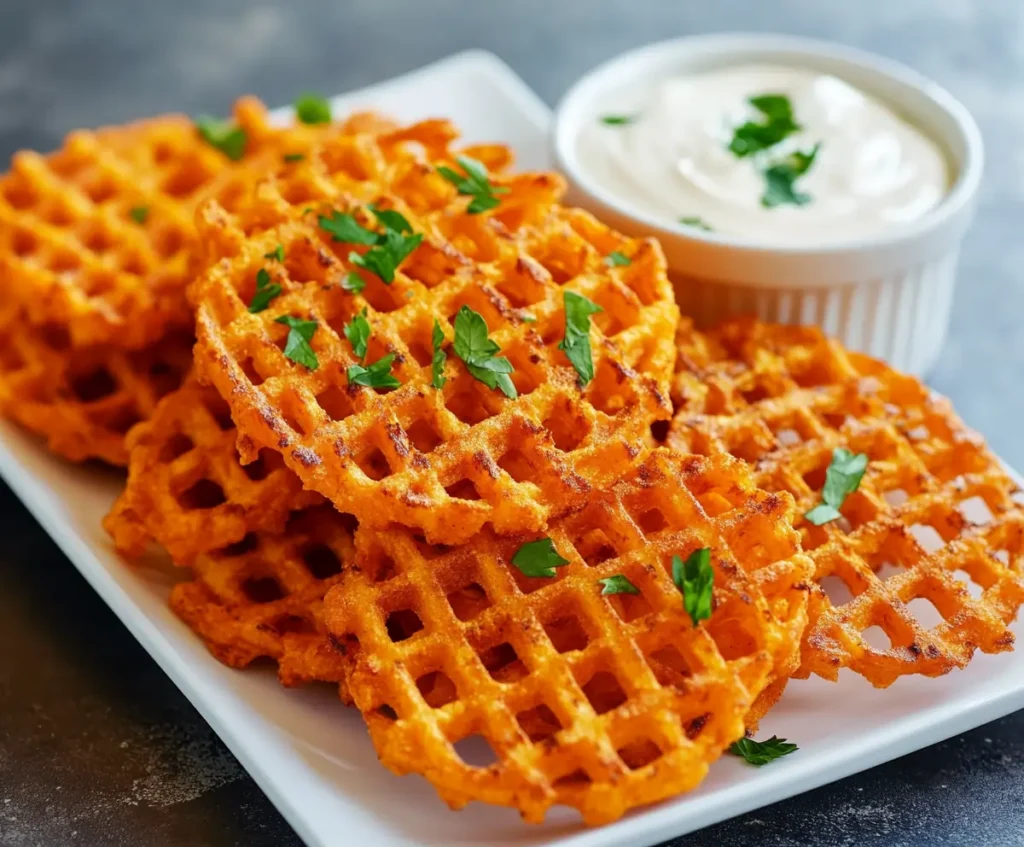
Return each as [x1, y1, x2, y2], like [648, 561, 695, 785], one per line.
[667, 317, 1024, 688]
[104, 376, 323, 564]
[324, 449, 810, 823]
[190, 122, 677, 543]
[0, 301, 192, 465]
[170, 503, 355, 691]
[0, 97, 359, 349]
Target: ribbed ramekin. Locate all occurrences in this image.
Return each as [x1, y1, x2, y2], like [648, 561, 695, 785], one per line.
[553, 34, 983, 375]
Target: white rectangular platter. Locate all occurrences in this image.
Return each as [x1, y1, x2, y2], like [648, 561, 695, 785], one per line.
[3, 50, 1023, 847]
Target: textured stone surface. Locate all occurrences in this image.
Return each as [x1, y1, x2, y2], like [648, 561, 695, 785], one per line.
[1, 1, 1022, 845]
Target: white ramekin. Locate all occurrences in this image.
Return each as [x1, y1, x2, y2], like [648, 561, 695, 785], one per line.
[553, 34, 984, 375]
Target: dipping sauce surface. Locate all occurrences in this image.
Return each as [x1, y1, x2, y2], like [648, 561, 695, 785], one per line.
[576, 63, 950, 244]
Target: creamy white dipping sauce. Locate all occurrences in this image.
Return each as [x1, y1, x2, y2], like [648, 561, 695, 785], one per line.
[576, 64, 950, 244]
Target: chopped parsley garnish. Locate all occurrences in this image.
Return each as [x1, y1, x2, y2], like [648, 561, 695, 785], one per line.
[349, 228, 423, 285]
[248, 268, 282, 313]
[367, 204, 413, 234]
[680, 216, 713, 231]
[341, 272, 366, 294]
[274, 315, 318, 369]
[729, 735, 799, 766]
[129, 206, 149, 225]
[437, 155, 509, 214]
[451, 305, 517, 399]
[283, 153, 306, 163]
[728, 94, 800, 158]
[761, 144, 820, 208]
[512, 538, 570, 578]
[318, 208, 422, 284]
[558, 291, 603, 387]
[672, 548, 713, 626]
[520, 313, 537, 323]
[343, 308, 371, 360]
[195, 115, 247, 161]
[294, 92, 332, 125]
[605, 251, 631, 267]
[804, 447, 869, 526]
[347, 353, 400, 390]
[264, 244, 285, 262]
[318, 211, 379, 245]
[598, 574, 640, 595]
[600, 114, 637, 126]
[430, 319, 447, 390]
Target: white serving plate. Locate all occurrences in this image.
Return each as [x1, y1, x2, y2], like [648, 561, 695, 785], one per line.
[3, 50, 1022, 847]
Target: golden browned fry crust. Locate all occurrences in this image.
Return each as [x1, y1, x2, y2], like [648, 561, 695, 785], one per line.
[0, 301, 192, 465]
[189, 120, 677, 544]
[104, 375, 322, 564]
[667, 316, 1024, 688]
[324, 448, 809, 824]
[170, 503, 355, 696]
[0, 97, 366, 349]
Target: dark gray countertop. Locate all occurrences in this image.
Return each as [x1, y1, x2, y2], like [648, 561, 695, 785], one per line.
[1, 1, 1023, 845]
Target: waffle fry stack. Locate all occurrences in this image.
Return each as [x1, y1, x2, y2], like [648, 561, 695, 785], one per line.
[667, 318, 1024, 691]
[1, 100, 1022, 827]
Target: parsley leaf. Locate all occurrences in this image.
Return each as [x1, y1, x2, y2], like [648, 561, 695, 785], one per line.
[805, 503, 843, 525]
[368, 204, 413, 234]
[283, 152, 306, 163]
[728, 93, 800, 157]
[349, 228, 423, 285]
[511, 538, 570, 578]
[248, 268, 282, 313]
[804, 447, 869, 526]
[341, 272, 366, 294]
[318, 211, 379, 245]
[520, 313, 537, 323]
[274, 315, 318, 369]
[264, 244, 285, 262]
[672, 548, 713, 626]
[195, 115, 247, 161]
[464, 356, 516, 399]
[761, 144, 820, 208]
[343, 308, 371, 360]
[437, 155, 510, 214]
[750, 94, 796, 123]
[129, 206, 148, 225]
[600, 114, 637, 126]
[729, 736, 798, 766]
[598, 574, 640, 595]
[605, 251, 631, 267]
[431, 319, 447, 390]
[558, 291, 603, 387]
[680, 216, 713, 231]
[451, 305, 517, 399]
[294, 92, 332, 125]
[347, 353, 400, 390]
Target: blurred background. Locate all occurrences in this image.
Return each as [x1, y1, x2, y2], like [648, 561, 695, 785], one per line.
[1, 2, 1022, 846]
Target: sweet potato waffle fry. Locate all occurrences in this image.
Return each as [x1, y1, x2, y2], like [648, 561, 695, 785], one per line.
[667, 317, 1024, 688]
[189, 123, 677, 543]
[171, 503, 355, 690]
[0, 97, 350, 349]
[105, 376, 322, 564]
[0, 301, 192, 465]
[324, 449, 810, 823]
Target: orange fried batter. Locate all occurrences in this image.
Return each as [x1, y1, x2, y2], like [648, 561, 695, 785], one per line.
[189, 120, 678, 544]
[0, 97, 367, 349]
[171, 503, 355, 692]
[105, 375, 323, 563]
[325, 448, 809, 824]
[668, 317, 1024, 688]
[0, 301, 192, 465]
